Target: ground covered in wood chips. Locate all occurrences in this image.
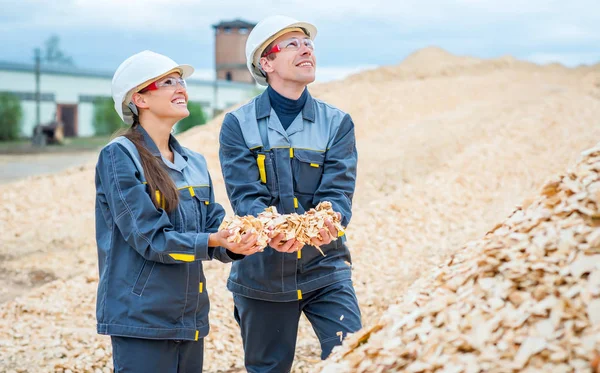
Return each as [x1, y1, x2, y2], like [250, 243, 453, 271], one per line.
[1, 47, 600, 372]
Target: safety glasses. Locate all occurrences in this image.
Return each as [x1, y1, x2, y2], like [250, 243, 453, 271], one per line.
[139, 76, 187, 93]
[262, 37, 315, 58]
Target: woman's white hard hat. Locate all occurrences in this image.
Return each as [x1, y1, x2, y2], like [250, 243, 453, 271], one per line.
[111, 50, 194, 124]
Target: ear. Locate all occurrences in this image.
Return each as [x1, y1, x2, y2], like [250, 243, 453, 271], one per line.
[131, 92, 150, 109]
[260, 57, 275, 74]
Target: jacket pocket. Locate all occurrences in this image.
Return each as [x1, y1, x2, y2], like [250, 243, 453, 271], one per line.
[132, 259, 155, 296]
[231, 247, 285, 293]
[194, 194, 209, 232]
[255, 151, 278, 196]
[292, 149, 325, 195]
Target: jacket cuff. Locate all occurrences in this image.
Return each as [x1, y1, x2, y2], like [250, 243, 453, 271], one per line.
[225, 249, 246, 261]
[194, 233, 211, 260]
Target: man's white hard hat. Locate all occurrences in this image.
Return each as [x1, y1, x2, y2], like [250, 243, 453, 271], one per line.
[245, 15, 317, 86]
[111, 50, 194, 124]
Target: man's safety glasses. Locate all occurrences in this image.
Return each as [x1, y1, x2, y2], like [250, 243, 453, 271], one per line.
[262, 37, 315, 58]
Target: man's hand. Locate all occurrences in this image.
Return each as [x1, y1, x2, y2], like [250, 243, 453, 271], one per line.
[310, 217, 339, 247]
[269, 232, 303, 253]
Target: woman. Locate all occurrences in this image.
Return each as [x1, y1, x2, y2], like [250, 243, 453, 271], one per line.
[95, 50, 261, 372]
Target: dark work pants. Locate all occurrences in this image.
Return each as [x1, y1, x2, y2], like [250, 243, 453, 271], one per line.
[111, 336, 204, 373]
[233, 279, 362, 373]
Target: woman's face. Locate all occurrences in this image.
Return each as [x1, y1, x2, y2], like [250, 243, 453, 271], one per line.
[134, 72, 190, 122]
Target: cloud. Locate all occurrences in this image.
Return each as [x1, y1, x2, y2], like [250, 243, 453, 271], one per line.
[1, 0, 599, 69]
[5, 0, 598, 32]
[526, 22, 600, 45]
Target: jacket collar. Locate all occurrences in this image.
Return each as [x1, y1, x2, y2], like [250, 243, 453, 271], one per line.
[134, 124, 188, 160]
[255, 87, 315, 122]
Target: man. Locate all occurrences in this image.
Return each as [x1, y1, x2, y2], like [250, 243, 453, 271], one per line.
[219, 15, 361, 372]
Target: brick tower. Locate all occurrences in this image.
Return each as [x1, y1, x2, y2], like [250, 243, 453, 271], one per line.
[213, 19, 257, 83]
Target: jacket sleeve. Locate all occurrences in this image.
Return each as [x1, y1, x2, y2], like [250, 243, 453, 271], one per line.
[204, 173, 245, 263]
[96, 142, 212, 264]
[219, 113, 272, 217]
[312, 114, 357, 227]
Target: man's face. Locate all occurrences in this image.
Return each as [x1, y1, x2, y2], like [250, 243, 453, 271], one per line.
[260, 31, 316, 86]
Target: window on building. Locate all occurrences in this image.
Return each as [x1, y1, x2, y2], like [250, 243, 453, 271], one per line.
[239, 27, 248, 34]
[226, 72, 232, 81]
[224, 27, 232, 34]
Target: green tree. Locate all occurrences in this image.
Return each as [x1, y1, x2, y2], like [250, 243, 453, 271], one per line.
[93, 97, 126, 136]
[176, 102, 206, 134]
[0, 93, 23, 141]
[44, 35, 74, 66]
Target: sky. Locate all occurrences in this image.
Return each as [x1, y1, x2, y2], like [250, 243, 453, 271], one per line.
[1, 0, 599, 82]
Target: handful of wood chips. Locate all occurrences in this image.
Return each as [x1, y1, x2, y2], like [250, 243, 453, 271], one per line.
[218, 201, 345, 255]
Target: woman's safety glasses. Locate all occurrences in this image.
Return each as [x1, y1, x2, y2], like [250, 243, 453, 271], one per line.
[139, 76, 187, 93]
[262, 37, 315, 58]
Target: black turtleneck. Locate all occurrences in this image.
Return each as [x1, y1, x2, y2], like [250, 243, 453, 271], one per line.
[267, 86, 307, 130]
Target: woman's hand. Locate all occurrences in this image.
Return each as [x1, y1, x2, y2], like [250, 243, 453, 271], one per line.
[210, 230, 263, 256]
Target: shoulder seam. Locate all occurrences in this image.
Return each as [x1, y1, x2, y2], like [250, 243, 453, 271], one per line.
[312, 98, 347, 115]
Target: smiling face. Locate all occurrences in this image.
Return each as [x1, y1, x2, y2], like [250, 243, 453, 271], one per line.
[259, 30, 316, 87]
[131, 72, 189, 123]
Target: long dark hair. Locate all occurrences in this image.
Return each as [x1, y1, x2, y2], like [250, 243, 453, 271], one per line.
[115, 115, 179, 212]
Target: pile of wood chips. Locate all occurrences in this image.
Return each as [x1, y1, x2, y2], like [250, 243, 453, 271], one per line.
[219, 201, 344, 254]
[320, 145, 600, 372]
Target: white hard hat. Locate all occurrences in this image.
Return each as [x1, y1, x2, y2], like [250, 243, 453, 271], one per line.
[111, 50, 194, 125]
[246, 15, 317, 86]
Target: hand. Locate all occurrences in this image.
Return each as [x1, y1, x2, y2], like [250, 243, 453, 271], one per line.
[310, 218, 339, 247]
[269, 232, 303, 253]
[210, 230, 262, 256]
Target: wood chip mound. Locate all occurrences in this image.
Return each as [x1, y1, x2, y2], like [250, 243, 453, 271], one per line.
[320, 144, 600, 372]
[219, 201, 344, 254]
